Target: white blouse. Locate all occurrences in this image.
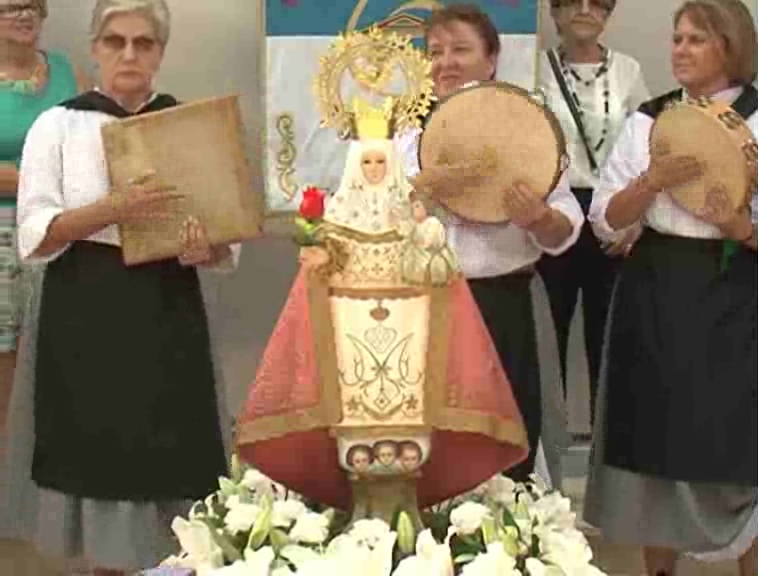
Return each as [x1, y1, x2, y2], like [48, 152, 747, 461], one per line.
[16, 105, 241, 271]
[539, 49, 651, 190]
[589, 86, 758, 243]
[396, 129, 584, 280]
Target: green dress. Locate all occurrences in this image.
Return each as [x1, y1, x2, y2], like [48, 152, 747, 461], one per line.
[0, 51, 78, 352]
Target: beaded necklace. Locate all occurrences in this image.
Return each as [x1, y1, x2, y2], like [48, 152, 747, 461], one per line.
[558, 45, 612, 153]
[0, 54, 47, 95]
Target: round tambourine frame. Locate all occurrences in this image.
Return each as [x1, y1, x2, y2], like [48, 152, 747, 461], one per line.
[418, 80, 569, 224]
[313, 27, 435, 139]
[649, 97, 758, 225]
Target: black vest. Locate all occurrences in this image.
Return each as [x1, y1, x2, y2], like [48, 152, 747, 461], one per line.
[638, 85, 758, 120]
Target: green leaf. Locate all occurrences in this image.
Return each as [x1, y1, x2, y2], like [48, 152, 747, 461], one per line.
[269, 528, 290, 553]
[453, 553, 478, 565]
[247, 499, 273, 550]
[481, 518, 497, 545]
[198, 518, 242, 563]
[396, 511, 417, 555]
[230, 453, 243, 484]
[502, 533, 520, 558]
[218, 477, 237, 497]
[502, 507, 519, 531]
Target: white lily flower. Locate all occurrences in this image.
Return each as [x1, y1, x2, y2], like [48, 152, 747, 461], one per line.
[524, 557, 565, 576]
[528, 493, 576, 531]
[289, 511, 330, 544]
[209, 546, 275, 575]
[272, 499, 307, 528]
[170, 517, 225, 574]
[332, 530, 397, 576]
[538, 528, 595, 571]
[242, 469, 276, 500]
[528, 474, 549, 498]
[392, 529, 454, 576]
[224, 501, 262, 534]
[450, 502, 492, 536]
[347, 519, 392, 547]
[279, 544, 323, 568]
[460, 543, 520, 576]
[483, 475, 517, 507]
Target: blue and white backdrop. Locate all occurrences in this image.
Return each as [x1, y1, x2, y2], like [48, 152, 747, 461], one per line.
[264, 0, 540, 215]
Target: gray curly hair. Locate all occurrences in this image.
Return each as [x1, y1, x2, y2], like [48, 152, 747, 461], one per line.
[90, 0, 171, 46]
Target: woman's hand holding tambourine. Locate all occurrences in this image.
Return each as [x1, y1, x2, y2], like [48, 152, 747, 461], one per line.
[603, 224, 642, 257]
[503, 183, 550, 229]
[641, 154, 704, 194]
[714, 206, 753, 241]
[409, 164, 484, 199]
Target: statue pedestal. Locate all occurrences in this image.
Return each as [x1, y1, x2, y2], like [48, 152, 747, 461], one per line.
[349, 474, 423, 529]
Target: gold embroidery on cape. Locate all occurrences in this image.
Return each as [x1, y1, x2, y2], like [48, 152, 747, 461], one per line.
[275, 113, 298, 200]
[330, 286, 426, 299]
[236, 275, 342, 444]
[332, 294, 428, 427]
[331, 426, 432, 439]
[322, 222, 404, 243]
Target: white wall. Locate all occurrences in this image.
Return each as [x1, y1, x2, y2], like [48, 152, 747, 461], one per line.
[39, 0, 758, 418]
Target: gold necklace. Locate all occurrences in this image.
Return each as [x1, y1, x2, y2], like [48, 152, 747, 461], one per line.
[0, 54, 47, 94]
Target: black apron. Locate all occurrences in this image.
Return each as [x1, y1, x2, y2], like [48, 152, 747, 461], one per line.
[31, 92, 226, 501]
[603, 86, 758, 486]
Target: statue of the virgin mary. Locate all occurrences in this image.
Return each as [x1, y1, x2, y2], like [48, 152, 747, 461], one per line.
[236, 29, 527, 523]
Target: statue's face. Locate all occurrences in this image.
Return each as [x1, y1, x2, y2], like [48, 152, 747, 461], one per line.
[377, 445, 396, 466]
[351, 450, 370, 471]
[401, 448, 420, 470]
[360, 150, 388, 185]
[412, 200, 427, 223]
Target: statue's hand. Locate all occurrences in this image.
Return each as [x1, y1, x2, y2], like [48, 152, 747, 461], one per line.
[299, 246, 330, 270]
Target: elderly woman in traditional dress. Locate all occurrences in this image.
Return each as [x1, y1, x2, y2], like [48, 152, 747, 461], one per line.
[398, 3, 584, 481]
[0, 0, 85, 415]
[585, 0, 757, 573]
[3, 0, 237, 573]
[537, 0, 650, 432]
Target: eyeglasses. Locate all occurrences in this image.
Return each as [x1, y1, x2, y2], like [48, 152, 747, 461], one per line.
[0, 3, 39, 19]
[551, 0, 613, 12]
[99, 33, 159, 53]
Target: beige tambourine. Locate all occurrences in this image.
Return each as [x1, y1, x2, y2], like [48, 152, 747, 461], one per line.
[417, 81, 568, 224]
[650, 98, 758, 224]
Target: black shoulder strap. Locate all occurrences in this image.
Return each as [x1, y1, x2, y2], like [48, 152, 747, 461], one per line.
[731, 84, 758, 120]
[637, 89, 683, 119]
[61, 90, 179, 118]
[547, 49, 599, 174]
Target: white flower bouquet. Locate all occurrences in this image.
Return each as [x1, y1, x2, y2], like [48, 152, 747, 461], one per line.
[156, 456, 606, 576]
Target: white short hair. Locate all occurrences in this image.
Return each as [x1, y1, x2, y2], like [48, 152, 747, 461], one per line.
[90, 0, 171, 46]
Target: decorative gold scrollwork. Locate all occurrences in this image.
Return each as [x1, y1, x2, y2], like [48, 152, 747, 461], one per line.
[313, 28, 434, 140]
[275, 113, 299, 201]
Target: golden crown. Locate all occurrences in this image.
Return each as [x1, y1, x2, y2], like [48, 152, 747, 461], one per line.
[314, 27, 434, 140]
[350, 96, 396, 140]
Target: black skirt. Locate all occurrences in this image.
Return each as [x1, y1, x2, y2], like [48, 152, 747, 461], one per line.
[468, 270, 542, 481]
[32, 242, 226, 501]
[603, 229, 757, 486]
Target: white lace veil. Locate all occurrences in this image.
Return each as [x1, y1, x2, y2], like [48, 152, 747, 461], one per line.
[324, 139, 414, 235]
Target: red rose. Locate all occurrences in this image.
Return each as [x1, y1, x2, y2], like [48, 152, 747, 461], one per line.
[299, 186, 326, 220]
